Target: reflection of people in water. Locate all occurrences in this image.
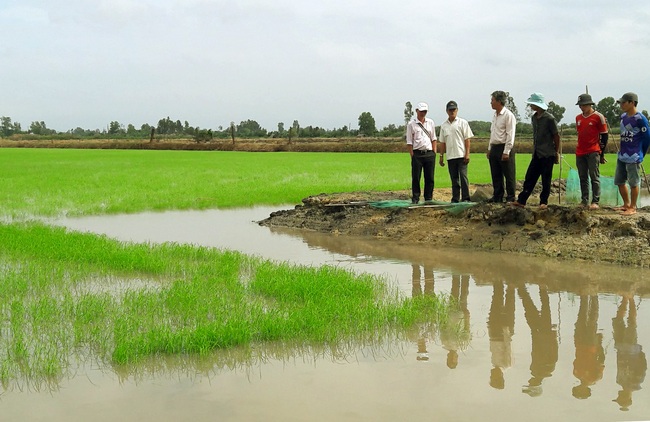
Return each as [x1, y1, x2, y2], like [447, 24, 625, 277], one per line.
[440, 274, 471, 369]
[488, 281, 515, 389]
[572, 294, 605, 399]
[612, 295, 647, 411]
[518, 284, 558, 397]
[412, 264, 435, 361]
[412, 264, 435, 298]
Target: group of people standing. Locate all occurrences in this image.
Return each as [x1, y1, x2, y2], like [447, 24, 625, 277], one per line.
[405, 90, 650, 215]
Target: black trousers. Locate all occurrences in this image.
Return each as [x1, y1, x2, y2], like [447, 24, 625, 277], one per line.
[411, 150, 436, 201]
[517, 154, 555, 205]
[488, 144, 516, 202]
[447, 158, 470, 202]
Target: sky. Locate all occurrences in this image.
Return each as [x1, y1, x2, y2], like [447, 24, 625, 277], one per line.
[2, 0, 650, 132]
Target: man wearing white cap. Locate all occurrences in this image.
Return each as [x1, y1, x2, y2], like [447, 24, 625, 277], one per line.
[406, 102, 437, 204]
[511, 93, 559, 209]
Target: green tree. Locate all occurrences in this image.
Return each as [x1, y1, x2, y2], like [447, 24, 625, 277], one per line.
[547, 101, 566, 124]
[504, 92, 520, 122]
[126, 124, 138, 136]
[468, 120, 491, 137]
[236, 119, 267, 137]
[277, 122, 285, 135]
[292, 120, 300, 137]
[29, 121, 53, 135]
[642, 110, 649, 120]
[358, 112, 377, 136]
[108, 121, 123, 135]
[595, 97, 620, 128]
[404, 102, 414, 125]
[1, 116, 16, 136]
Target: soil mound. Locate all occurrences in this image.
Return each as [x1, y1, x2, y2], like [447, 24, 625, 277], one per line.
[259, 187, 650, 267]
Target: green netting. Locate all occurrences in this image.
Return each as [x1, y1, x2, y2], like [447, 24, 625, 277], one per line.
[367, 200, 476, 215]
[564, 168, 624, 206]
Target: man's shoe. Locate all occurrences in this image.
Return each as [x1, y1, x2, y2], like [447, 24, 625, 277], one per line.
[485, 197, 502, 203]
[411, 199, 419, 204]
[589, 203, 599, 210]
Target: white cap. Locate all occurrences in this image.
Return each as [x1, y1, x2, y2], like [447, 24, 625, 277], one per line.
[416, 102, 428, 111]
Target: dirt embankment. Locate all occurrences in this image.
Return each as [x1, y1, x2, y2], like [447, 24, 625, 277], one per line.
[259, 187, 650, 268]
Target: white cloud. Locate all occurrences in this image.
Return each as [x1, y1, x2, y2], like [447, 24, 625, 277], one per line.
[2, 0, 650, 131]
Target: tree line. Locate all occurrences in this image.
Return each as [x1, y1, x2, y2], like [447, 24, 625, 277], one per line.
[2, 95, 647, 141]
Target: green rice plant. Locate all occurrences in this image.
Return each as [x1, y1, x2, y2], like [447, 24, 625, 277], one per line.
[0, 148, 616, 218]
[0, 221, 453, 385]
[0, 149, 475, 387]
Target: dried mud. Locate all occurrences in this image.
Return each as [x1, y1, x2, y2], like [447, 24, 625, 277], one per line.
[259, 185, 650, 268]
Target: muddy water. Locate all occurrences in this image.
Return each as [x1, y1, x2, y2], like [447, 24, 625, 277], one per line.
[4, 207, 650, 421]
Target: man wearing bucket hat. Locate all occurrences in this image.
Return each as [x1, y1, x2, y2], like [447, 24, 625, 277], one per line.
[510, 93, 559, 209]
[614, 92, 650, 215]
[406, 102, 437, 204]
[575, 93, 608, 209]
[486, 91, 517, 203]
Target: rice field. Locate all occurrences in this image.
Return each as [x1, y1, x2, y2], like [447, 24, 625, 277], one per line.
[0, 149, 463, 388]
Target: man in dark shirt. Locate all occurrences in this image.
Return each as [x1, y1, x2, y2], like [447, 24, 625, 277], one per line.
[511, 93, 560, 209]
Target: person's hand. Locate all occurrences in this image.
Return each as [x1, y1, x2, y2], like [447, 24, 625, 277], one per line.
[486, 151, 490, 159]
[464, 156, 470, 164]
[439, 158, 445, 167]
[600, 155, 607, 164]
[501, 153, 509, 161]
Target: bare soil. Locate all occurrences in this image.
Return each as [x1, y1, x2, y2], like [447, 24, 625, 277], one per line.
[259, 184, 650, 268]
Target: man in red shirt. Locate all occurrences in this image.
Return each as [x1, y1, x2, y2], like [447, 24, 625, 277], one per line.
[575, 93, 608, 209]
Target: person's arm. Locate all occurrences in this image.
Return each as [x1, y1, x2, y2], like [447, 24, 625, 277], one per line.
[598, 113, 609, 163]
[487, 118, 493, 159]
[406, 123, 414, 157]
[550, 116, 560, 164]
[430, 121, 438, 154]
[438, 142, 446, 166]
[502, 111, 516, 160]
[641, 115, 650, 156]
[464, 122, 474, 164]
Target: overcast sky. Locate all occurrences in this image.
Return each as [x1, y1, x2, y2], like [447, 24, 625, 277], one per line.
[2, 0, 649, 132]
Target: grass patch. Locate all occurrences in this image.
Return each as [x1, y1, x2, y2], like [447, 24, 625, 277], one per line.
[0, 222, 451, 387]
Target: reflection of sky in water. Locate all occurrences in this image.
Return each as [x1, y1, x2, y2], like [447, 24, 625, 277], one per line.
[13, 207, 646, 421]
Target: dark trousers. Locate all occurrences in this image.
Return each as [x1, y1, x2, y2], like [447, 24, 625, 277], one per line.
[447, 158, 470, 202]
[411, 150, 436, 201]
[517, 154, 555, 205]
[488, 144, 516, 201]
[576, 152, 601, 205]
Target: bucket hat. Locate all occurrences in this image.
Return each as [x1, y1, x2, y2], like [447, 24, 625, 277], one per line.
[576, 94, 595, 106]
[526, 92, 548, 110]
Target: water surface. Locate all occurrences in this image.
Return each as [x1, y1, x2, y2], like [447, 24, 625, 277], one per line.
[3, 207, 648, 422]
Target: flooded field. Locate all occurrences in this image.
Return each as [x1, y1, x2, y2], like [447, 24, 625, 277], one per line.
[4, 207, 649, 421]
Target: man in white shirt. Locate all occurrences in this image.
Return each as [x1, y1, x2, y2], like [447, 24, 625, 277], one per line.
[486, 91, 517, 203]
[406, 102, 437, 204]
[438, 101, 474, 202]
